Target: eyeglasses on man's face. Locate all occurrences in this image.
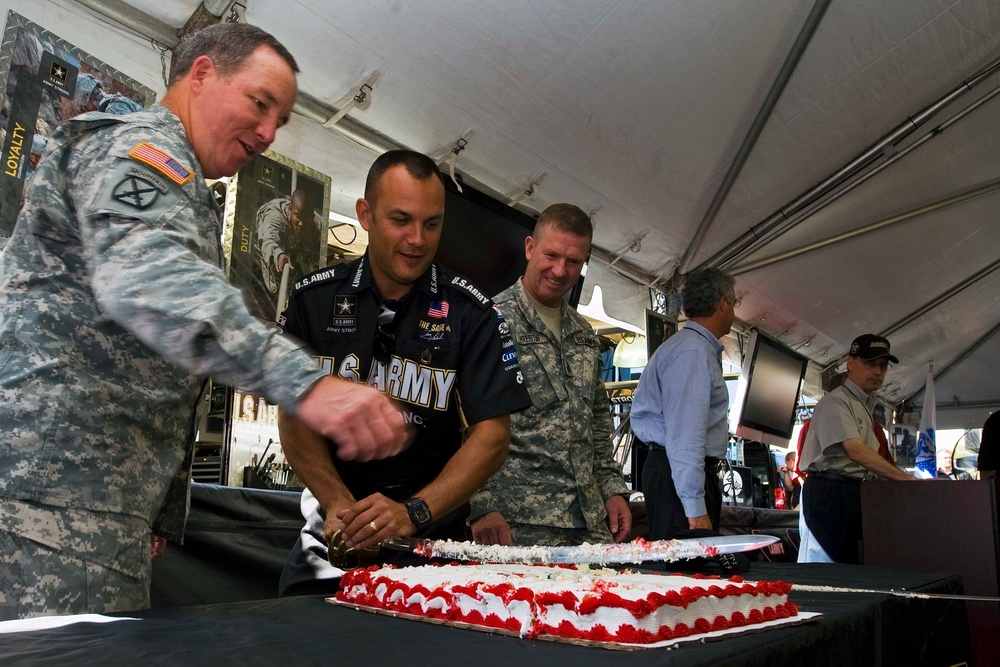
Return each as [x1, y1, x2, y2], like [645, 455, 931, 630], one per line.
[859, 358, 891, 371]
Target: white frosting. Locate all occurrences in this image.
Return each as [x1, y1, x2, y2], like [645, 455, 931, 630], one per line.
[339, 563, 793, 642]
[423, 539, 711, 564]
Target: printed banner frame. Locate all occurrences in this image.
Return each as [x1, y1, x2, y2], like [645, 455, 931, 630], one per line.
[0, 10, 156, 238]
[221, 149, 332, 322]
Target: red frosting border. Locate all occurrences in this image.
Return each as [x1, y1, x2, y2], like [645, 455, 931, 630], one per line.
[337, 564, 798, 644]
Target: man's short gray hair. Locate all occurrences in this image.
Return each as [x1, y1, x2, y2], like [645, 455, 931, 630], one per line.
[170, 23, 298, 85]
[533, 203, 593, 243]
[682, 267, 735, 318]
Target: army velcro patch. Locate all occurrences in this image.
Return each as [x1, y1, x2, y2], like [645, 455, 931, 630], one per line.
[516, 334, 547, 345]
[128, 142, 193, 185]
[112, 173, 162, 209]
[574, 333, 597, 346]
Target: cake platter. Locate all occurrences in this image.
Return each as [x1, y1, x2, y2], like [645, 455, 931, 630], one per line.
[380, 535, 780, 565]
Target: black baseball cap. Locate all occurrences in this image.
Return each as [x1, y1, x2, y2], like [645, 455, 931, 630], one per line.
[849, 334, 899, 364]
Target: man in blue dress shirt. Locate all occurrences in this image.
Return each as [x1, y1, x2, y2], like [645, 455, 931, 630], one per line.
[630, 268, 736, 539]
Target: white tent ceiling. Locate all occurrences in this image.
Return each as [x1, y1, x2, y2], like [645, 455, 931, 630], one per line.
[14, 0, 1000, 428]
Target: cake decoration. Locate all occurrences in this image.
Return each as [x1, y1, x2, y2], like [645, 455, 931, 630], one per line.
[411, 537, 721, 564]
[336, 562, 799, 646]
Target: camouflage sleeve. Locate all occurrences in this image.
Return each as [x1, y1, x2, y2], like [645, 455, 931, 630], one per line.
[150, 449, 192, 542]
[71, 128, 323, 409]
[256, 202, 286, 270]
[590, 355, 629, 500]
[468, 484, 497, 522]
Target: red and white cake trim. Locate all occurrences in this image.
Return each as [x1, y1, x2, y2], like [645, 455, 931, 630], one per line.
[337, 563, 798, 645]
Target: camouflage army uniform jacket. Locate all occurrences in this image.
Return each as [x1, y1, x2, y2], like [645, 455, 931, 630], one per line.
[0, 105, 324, 578]
[470, 280, 628, 531]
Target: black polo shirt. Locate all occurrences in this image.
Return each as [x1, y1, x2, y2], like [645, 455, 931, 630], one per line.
[280, 254, 531, 501]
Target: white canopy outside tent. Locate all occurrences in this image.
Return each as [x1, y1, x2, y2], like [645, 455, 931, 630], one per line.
[10, 0, 1000, 428]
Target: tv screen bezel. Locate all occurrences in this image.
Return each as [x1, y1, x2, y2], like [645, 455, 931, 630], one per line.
[736, 331, 809, 441]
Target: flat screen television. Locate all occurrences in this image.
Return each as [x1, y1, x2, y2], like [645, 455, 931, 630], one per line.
[435, 175, 586, 306]
[729, 330, 809, 446]
[435, 175, 535, 300]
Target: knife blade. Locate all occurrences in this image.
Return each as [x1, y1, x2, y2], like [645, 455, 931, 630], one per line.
[380, 534, 779, 564]
[791, 584, 1000, 602]
[382, 536, 433, 554]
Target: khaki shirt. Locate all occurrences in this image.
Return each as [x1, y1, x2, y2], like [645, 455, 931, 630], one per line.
[800, 379, 880, 480]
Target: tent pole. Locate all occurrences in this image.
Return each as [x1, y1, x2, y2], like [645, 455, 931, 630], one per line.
[723, 80, 1000, 269]
[729, 177, 1000, 275]
[73, 0, 403, 155]
[675, 0, 832, 278]
[73, 0, 179, 47]
[821, 257, 1000, 375]
[697, 53, 1000, 271]
[902, 318, 1000, 406]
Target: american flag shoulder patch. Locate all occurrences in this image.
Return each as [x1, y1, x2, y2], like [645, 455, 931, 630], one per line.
[428, 300, 450, 318]
[128, 142, 193, 186]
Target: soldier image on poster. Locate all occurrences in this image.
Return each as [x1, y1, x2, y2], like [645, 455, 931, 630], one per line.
[254, 187, 324, 320]
[224, 151, 330, 322]
[58, 72, 145, 118]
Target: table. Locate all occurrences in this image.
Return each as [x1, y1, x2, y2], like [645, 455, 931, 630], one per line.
[0, 563, 971, 666]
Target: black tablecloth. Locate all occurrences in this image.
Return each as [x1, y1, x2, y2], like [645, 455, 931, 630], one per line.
[1, 563, 971, 667]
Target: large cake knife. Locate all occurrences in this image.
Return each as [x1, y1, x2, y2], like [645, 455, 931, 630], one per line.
[380, 535, 779, 565]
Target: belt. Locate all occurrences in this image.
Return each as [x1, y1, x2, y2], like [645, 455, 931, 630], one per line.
[809, 470, 865, 486]
[646, 446, 722, 470]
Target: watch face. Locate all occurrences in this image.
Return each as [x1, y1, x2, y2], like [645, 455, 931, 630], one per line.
[407, 498, 432, 525]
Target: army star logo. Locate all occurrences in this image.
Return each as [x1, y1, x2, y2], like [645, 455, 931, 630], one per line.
[262, 164, 273, 181]
[336, 296, 357, 316]
[50, 63, 67, 82]
[112, 175, 159, 209]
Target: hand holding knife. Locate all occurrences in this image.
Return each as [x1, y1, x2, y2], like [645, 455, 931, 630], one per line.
[327, 492, 415, 567]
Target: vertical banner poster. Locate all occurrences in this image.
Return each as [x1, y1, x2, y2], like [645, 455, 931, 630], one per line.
[0, 11, 155, 243]
[222, 150, 331, 321]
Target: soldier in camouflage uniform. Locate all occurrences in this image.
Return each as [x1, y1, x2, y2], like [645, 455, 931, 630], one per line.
[48, 73, 144, 129]
[71, 73, 145, 117]
[470, 204, 631, 547]
[254, 188, 323, 319]
[0, 24, 406, 621]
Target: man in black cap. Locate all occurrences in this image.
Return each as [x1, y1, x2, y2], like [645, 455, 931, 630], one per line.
[798, 334, 917, 563]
